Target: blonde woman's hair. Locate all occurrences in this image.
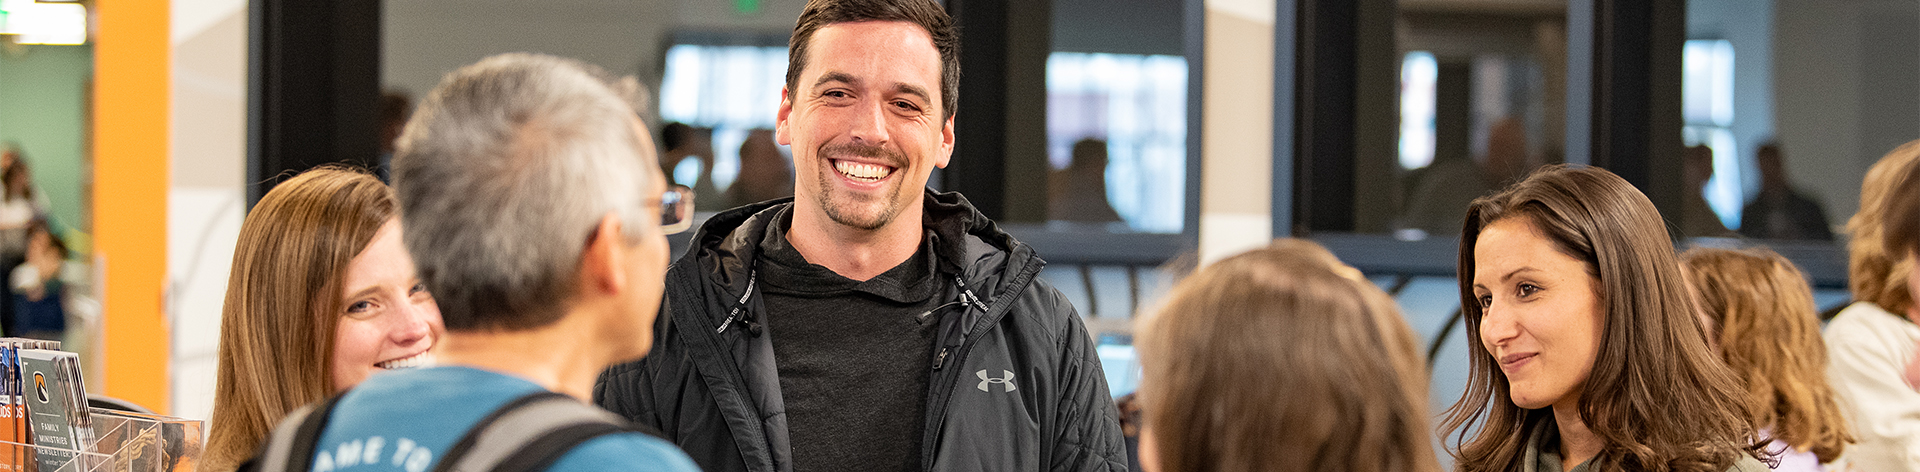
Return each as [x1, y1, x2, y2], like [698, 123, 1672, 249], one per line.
[203, 167, 394, 471]
[1847, 140, 1920, 314]
[1681, 247, 1855, 462]
[1136, 239, 1439, 472]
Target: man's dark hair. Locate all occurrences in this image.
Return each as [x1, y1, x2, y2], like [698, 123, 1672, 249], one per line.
[786, 0, 959, 121]
[1884, 158, 1920, 258]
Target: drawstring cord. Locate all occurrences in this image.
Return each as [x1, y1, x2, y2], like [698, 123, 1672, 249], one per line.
[716, 269, 761, 335]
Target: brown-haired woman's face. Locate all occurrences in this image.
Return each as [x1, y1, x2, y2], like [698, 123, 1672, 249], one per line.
[331, 219, 442, 391]
[1472, 217, 1604, 410]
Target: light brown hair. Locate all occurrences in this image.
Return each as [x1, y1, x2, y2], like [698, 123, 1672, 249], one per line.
[1681, 247, 1854, 462]
[203, 167, 395, 471]
[787, 0, 959, 120]
[1443, 164, 1760, 471]
[1137, 239, 1439, 472]
[1848, 140, 1919, 315]
[1883, 152, 1920, 259]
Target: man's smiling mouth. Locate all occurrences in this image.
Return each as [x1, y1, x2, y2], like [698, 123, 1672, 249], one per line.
[834, 160, 894, 183]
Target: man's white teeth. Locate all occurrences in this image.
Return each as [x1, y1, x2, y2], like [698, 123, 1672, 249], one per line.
[376, 352, 433, 370]
[834, 161, 892, 181]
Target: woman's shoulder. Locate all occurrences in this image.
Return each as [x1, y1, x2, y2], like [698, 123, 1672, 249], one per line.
[1725, 453, 1774, 472]
[1827, 302, 1920, 341]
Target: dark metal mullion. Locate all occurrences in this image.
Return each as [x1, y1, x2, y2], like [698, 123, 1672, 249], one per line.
[1181, 0, 1205, 245]
[247, 0, 381, 209]
[1296, 0, 1362, 234]
[944, 0, 1009, 220]
[1567, 0, 1685, 215]
[1272, 0, 1300, 238]
[1276, 0, 1394, 236]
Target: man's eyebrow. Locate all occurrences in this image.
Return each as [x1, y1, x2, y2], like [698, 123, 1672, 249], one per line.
[893, 82, 933, 104]
[812, 71, 857, 88]
[810, 71, 934, 104]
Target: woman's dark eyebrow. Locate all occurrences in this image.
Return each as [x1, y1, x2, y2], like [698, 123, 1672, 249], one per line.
[1473, 267, 1541, 292]
[1502, 267, 1540, 283]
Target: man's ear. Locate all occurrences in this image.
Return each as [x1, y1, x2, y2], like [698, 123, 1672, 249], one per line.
[775, 87, 795, 146]
[579, 213, 628, 296]
[935, 113, 955, 168]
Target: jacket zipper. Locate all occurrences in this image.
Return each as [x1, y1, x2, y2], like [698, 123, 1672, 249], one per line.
[919, 259, 1043, 471]
[930, 275, 989, 371]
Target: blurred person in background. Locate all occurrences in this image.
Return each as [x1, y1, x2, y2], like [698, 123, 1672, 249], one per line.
[203, 167, 443, 472]
[0, 155, 46, 336]
[1444, 165, 1765, 472]
[1047, 138, 1123, 223]
[659, 122, 725, 212]
[9, 220, 67, 341]
[374, 90, 412, 183]
[1681, 247, 1855, 471]
[1133, 239, 1438, 472]
[1683, 145, 1736, 238]
[725, 128, 795, 207]
[1402, 117, 1529, 236]
[1740, 143, 1833, 241]
[1824, 139, 1920, 471]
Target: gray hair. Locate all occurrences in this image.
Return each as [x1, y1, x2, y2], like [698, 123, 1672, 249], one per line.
[393, 53, 659, 332]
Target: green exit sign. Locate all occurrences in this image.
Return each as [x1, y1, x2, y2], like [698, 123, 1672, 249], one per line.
[735, 0, 760, 15]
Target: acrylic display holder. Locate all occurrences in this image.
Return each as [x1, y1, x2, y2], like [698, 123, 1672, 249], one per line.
[0, 408, 203, 472]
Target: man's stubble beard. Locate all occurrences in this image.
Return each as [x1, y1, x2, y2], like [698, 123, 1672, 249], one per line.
[815, 169, 905, 231]
[812, 142, 912, 231]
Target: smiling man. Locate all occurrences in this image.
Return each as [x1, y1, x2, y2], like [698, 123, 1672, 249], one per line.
[595, 1, 1127, 471]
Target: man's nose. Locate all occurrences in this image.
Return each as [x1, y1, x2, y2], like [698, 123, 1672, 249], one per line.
[848, 100, 890, 146]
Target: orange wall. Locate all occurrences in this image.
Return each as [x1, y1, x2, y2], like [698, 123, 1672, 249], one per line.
[92, 0, 170, 413]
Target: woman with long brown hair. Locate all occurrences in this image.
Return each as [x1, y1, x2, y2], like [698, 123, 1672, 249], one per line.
[202, 167, 443, 471]
[1135, 239, 1439, 472]
[1443, 164, 1765, 471]
[1681, 247, 1854, 471]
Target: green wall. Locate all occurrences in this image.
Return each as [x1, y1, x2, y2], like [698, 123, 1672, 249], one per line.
[0, 44, 92, 235]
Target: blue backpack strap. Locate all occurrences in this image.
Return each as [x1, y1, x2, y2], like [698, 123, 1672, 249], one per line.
[239, 392, 351, 472]
[432, 391, 655, 472]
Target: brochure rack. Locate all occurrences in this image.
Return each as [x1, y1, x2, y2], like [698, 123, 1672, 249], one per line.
[0, 407, 202, 472]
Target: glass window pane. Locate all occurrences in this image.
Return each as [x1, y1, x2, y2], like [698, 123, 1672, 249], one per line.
[1044, 53, 1189, 234]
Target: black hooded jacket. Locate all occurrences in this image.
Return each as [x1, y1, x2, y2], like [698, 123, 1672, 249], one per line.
[595, 190, 1128, 472]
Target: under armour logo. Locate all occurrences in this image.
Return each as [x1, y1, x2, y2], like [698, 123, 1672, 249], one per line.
[977, 370, 1017, 392]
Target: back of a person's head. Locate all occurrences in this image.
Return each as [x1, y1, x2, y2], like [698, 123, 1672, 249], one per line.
[393, 52, 659, 333]
[1847, 140, 1920, 315]
[1447, 164, 1755, 471]
[207, 166, 393, 471]
[1136, 239, 1437, 472]
[661, 122, 691, 152]
[2, 157, 30, 199]
[1680, 247, 1853, 462]
[1070, 138, 1107, 170]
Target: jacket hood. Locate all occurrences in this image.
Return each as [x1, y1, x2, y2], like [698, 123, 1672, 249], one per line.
[677, 190, 1037, 306]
